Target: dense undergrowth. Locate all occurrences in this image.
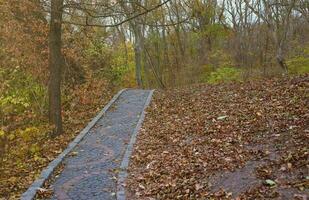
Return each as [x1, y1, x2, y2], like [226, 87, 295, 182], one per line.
[0, 2, 136, 197]
[0, 71, 116, 199]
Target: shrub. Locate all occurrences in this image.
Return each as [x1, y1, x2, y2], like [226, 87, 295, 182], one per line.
[99, 43, 136, 88]
[207, 67, 242, 84]
[0, 67, 46, 116]
[287, 47, 309, 75]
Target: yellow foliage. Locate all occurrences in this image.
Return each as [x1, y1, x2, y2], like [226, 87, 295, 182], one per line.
[7, 133, 15, 141]
[19, 127, 40, 142]
[0, 129, 4, 138]
[29, 144, 41, 155]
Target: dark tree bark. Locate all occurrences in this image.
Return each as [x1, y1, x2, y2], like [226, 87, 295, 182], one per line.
[48, 0, 64, 136]
[46, 0, 171, 135]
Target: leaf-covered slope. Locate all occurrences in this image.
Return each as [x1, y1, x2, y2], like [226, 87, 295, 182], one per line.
[127, 75, 309, 199]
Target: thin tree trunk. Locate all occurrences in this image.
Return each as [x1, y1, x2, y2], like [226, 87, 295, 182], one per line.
[162, 25, 170, 69]
[276, 43, 288, 74]
[48, 0, 64, 136]
[134, 24, 143, 88]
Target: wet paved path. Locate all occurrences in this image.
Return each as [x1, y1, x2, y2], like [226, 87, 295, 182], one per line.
[49, 89, 152, 200]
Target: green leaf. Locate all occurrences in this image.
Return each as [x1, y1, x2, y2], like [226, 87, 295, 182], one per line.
[265, 179, 276, 186]
[217, 116, 228, 120]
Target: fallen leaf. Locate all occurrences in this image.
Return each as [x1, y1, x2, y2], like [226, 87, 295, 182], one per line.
[265, 179, 276, 186]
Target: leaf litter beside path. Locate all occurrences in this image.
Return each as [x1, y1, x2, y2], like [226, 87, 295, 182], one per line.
[0, 79, 114, 199]
[126, 75, 309, 200]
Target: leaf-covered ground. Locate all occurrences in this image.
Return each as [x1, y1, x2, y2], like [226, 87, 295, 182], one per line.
[127, 75, 309, 199]
[0, 79, 113, 199]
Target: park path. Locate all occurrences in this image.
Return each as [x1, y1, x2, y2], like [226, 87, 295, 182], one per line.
[47, 89, 152, 200]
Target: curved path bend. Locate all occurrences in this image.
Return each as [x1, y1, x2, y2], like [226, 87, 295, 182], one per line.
[23, 89, 153, 200]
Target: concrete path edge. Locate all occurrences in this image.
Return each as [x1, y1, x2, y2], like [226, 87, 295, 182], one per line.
[116, 90, 155, 200]
[21, 89, 127, 200]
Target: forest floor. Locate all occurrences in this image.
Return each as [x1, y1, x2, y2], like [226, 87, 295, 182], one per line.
[127, 74, 309, 199]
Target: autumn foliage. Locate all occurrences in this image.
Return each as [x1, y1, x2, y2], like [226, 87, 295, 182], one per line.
[0, 0, 308, 199]
[0, 1, 132, 199]
[127, 75, 309, 199]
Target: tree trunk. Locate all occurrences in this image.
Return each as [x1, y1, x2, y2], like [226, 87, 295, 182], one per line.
[133, 23, 143, 88]
[276, 43, 288, 74]
[48, 0, 64, 136]
[273, 31, 288, 74]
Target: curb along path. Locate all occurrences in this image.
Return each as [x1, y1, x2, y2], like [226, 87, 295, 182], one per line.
[22, 89, 154, 200]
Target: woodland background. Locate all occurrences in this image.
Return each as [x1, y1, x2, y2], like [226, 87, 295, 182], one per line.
[0, 0, 308, 198]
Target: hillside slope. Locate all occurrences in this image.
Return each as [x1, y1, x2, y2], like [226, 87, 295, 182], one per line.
[127, 75, 309, 199]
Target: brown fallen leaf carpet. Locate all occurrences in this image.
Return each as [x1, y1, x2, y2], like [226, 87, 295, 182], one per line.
[126, 75, 309, 200]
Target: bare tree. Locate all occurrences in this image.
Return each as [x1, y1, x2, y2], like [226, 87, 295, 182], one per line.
[47, 0, 172, 135]
[244, 0, 296, 73]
